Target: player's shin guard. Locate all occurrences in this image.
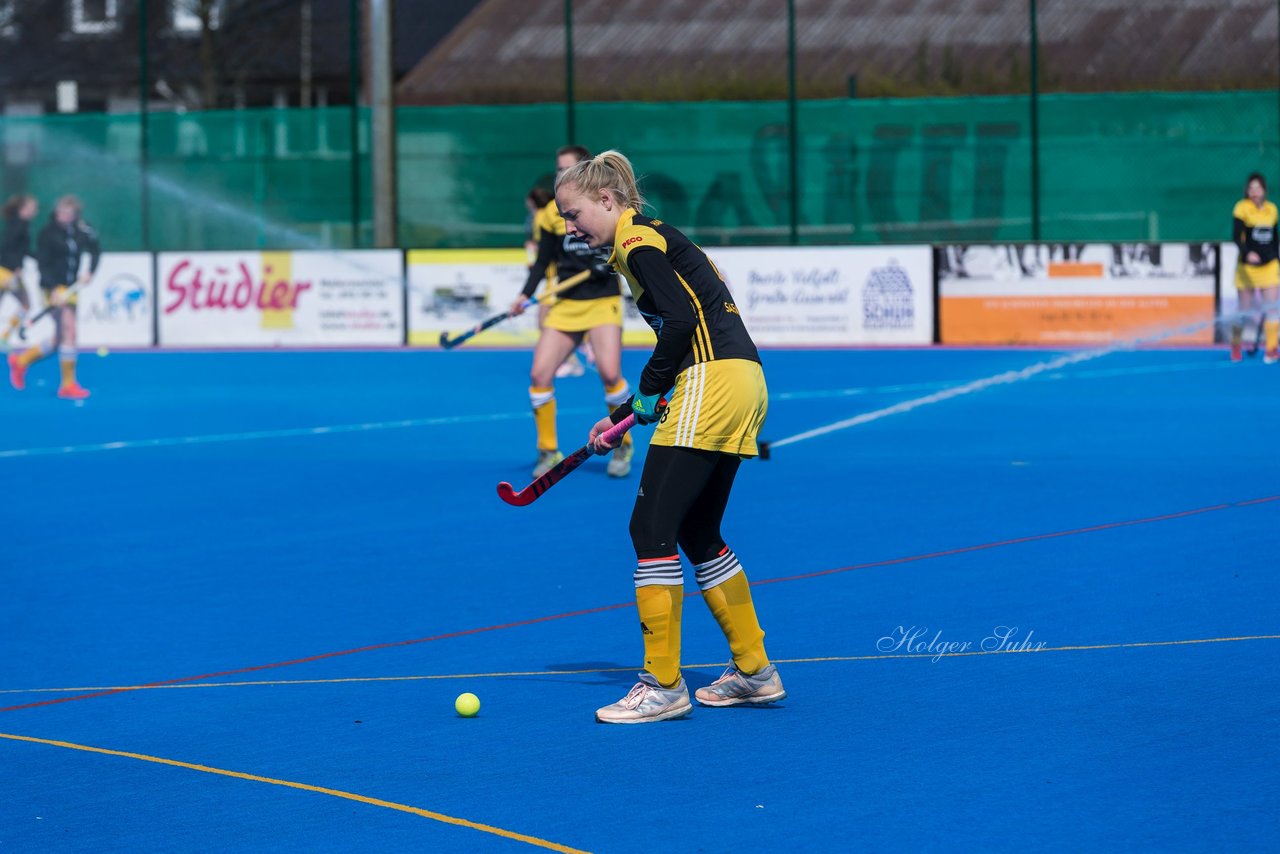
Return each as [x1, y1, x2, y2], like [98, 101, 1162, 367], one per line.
[59, 347, 77, 386]
[604, 379, 633, 447]
[696, 549, 770, 675]
[529, 386, 557, 451]
[634, 556, 683, 687]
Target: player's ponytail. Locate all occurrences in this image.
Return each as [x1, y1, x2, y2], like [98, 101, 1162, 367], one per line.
[556, 149, 647, 212]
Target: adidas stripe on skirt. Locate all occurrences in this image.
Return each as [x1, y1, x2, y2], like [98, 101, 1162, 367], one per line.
[652, 358, 767, 458]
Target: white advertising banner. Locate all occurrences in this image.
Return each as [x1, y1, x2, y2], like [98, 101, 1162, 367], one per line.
[409, 246, 932, 348]
[407, 249, 656, 347]
[706, 246, 934, 346]
[77, 253, 154, 347]
[5, 253, 154, 348]
[158, 250, 404, 347]
[1219, 242, 1238, 321]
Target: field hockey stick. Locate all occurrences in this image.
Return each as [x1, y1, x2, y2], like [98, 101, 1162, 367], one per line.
[17, 283, 84, 341]
[438, 269, 591, 349]
[1247, 310, 1267, 357]
[497, 399, 665, 506]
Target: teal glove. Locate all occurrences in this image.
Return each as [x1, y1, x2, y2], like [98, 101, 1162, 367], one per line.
[630, 391, 665, 425]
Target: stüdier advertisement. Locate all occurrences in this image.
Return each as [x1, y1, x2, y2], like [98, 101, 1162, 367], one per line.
[939, 243, 1216, 344]
[158, 250, 404, 346]
[15, 252, 154, 348]
[407, 249, 656, 347]
[707, 246, 934, 346]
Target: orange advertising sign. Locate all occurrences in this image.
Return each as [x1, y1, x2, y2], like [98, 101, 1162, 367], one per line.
[939, 244, 1216, 344]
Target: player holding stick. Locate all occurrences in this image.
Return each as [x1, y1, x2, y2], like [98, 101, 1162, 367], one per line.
[509, 145, 634, 480]
[555, 150, 785, 724]
[8, 195, 100, 398]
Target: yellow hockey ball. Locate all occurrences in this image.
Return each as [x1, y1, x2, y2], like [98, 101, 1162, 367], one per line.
[455, 692, 480, 718]
[97, 346, 109, 357]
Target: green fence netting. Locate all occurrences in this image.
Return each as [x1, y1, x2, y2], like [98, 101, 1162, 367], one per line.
[1, 90, 1273, 252]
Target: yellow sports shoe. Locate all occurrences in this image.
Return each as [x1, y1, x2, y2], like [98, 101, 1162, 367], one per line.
[532, 449, 564, 479]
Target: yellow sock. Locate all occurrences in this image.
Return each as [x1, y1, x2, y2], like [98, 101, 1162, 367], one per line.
[636, 583, 683, 687]
[1266, 319, 1278, 352]
[529, 386, 557, 452]
[59, 358, 77, 387]
[702, 571, 769, 675]
[19, 346, 43, 368]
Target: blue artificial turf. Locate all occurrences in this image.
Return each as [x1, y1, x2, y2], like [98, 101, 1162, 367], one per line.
[1, 347, 1277, 852]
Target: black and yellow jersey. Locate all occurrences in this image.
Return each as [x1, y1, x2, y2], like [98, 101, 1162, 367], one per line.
[609, 208, 759, 396]
[1233, 199, 1278, 265]
[1, 214, 31, 272]
[521, 199, 619, 301]
[37, 216, 100, 290]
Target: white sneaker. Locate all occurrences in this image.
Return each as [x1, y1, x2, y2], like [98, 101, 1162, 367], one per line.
[555, 354, 585, 378]
[531, 449, 564, 479]
[596, 672, 692, 724]
[606, 444, 632, 478]
[694, 664, 786, 707]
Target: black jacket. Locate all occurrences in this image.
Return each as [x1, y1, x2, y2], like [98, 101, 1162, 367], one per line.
[36, 216, 101, 290]
[1, 214, 32, 272]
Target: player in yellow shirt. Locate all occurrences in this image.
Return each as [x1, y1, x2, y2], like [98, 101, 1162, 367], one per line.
[556, 150, 785, 724]
[524, 184, 586, 378]
[1230, 172, 1279, 362]
[509, 145, 633, 479]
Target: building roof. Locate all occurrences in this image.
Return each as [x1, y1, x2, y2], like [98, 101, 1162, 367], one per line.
[398, 0, 1279, 104]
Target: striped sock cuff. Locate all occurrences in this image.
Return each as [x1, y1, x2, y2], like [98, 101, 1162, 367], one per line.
[694, 548, 743, 590]
[58, 346, 77, 361]
[634, 556, 683, 588]
[529, 386, 555, 409]
[604, 379, 630, 408]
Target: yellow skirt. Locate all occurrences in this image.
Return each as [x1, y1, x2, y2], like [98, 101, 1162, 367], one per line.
[42, 284, 78, 307]
[1236, 260, 1280, 290]
[653, 358, 768, 458]
[543, 295, 622, 333]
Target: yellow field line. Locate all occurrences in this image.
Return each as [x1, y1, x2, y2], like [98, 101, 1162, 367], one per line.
[4, 634, 1276, 696]
[0, 732, 587, 853]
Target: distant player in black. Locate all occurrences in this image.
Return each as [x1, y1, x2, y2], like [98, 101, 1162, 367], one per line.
[0, 193, 38, 342]
[8, 195, 100, 398]
[555, 150, 785, 724]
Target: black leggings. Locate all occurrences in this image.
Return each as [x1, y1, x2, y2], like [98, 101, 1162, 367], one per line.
[629, 444, 741, 565]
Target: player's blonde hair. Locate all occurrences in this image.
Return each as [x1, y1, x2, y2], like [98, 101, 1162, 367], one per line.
[55, 194, 83, 216]
[555, 149, 646, 212]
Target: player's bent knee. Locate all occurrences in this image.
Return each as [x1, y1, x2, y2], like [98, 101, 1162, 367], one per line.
[629, 513, 677, 561]
[677, 533, 726, 567]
